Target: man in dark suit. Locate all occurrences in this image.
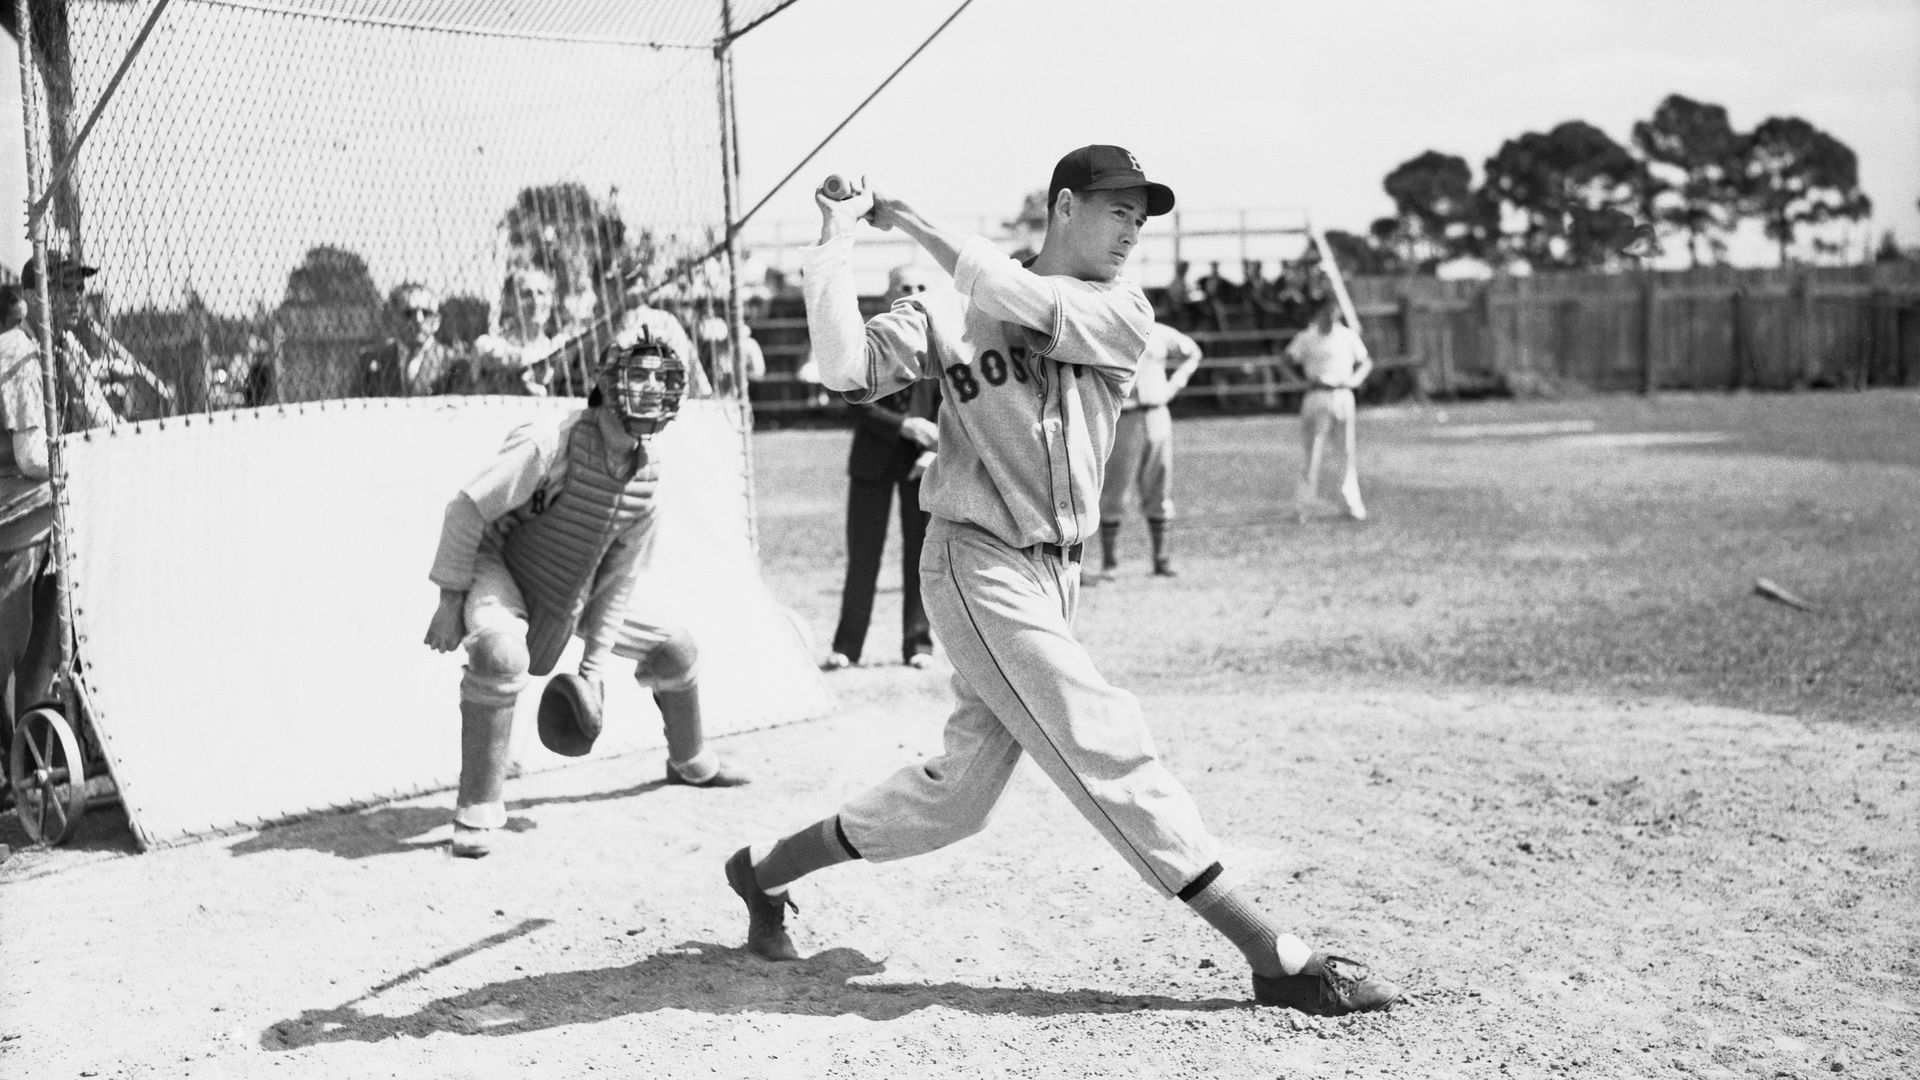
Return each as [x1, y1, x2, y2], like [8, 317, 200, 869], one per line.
[825, 265, 943, 670]
[359, 282, 472, 397]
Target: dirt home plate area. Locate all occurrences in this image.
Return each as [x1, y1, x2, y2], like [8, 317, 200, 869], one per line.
[3, 394, 1916, 1079]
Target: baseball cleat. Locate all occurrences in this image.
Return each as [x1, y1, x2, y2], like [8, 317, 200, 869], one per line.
[822, 652, 853, 671]
[907, 653, 934, 670]
[450, 823, 495, 859]
[725, 847, 800, 961]
[666, 759, 752, 788]
[1252, 952, 1402, 1015]
[1152, 558, 1178, 577]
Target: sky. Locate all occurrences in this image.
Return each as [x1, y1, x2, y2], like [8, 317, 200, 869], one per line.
[726, 0, 1920, 276]
[3, 0, 1917, 282]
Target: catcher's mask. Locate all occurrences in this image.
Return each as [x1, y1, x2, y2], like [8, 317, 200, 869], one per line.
[593, 327, 686, 436]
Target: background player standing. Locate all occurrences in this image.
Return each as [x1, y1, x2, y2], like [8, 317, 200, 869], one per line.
[423, 327, 746, 859]
[722, 146, 1401, 1016]
[1092, 312, 1203, 581]
[824, 264, 943, 671]
[1285, 291, 1374, 521]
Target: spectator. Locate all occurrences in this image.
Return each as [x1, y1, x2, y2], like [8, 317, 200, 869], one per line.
[1092, 312, 1205, 581]
[1284, 292, 1373, 521]
[1283, 266, 1314, 329]
[1194, 260, 1234, 332]
[1, 284, 24, 335]
[1168, 259, 1208, 331]
[359, 283, 472, 397]
[696, 315, 765, 400]
[9, 254, 167, 431]
[823, 265, 944, 671]
[0, 275, 61, 758]
[473, 267, 560, 395]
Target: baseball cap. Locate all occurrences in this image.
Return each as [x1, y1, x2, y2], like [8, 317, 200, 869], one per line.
[1048, 145, 1175, 217]
[20, 252, 98, 289]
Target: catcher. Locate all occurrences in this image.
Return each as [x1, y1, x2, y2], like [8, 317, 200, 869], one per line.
[423, 326, 747, 859]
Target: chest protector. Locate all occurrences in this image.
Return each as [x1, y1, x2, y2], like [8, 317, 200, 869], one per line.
[502, 417, 658, 675]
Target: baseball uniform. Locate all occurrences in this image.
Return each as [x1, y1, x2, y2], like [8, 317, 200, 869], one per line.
[426, 335, 741, 855]
[799, 232, 1222, 897]
[726, 150, 1401, 1017]
[1284, 319, 1371, 519]
[1097, 321, 1203, 575]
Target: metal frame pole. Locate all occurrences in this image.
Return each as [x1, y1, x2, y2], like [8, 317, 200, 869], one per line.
[716, 1, 757, 556]
[15, 0, 78, 707]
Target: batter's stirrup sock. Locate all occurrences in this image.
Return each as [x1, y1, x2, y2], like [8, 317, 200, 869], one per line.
[1099, 520, 1121, 571]
[1183, 865, 1309, 978]
[755, 816, 860, 893]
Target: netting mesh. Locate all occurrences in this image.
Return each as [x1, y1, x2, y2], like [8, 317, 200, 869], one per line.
[19, 0, 792, 418]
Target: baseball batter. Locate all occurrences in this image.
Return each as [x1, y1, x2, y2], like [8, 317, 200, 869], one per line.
[723, 146, 1400, 1015]
[424, 327, 747, 860]
[1093, 317, 1204, 580]
[1285, 292, 1373, 521]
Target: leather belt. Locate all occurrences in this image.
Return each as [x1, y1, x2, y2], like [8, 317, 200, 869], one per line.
[1036, 542, 1083, 563]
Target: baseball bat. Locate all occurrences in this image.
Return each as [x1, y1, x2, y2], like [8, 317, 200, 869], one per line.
[1308, 226, 1363, 335]
[822, 173, 858, 200]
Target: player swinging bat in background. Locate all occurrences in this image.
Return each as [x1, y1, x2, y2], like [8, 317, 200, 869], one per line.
[721, 147, 1401, 1016]
[423, 327, 747, 860]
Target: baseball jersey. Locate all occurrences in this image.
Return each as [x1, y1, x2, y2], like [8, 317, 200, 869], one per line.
[804, 235, 1151, 550]
[1124, 323, 1203, 408]
[1284, 322, 1370, 387]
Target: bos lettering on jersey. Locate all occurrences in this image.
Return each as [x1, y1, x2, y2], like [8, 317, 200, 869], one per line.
[943, 340, 1034, 403]
[808, 237, 1151, 551]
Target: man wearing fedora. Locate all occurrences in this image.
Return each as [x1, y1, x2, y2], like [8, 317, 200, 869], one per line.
[0, 253, 172, 432]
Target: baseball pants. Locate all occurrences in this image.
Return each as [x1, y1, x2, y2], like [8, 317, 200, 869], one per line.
[836, 516, 1220, 898]
[1099, 405, 1174, 522]
[831, 474, 932, 663]
[463, 545, 695, 684]
[1298, 388, 1362, 508]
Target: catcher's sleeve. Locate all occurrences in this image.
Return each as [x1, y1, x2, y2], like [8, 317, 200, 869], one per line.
[428, 494, 486, 592]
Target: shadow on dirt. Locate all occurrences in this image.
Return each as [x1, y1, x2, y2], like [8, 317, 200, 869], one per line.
[262, 940, 1243, 1048]
[224, 778, 674, 860]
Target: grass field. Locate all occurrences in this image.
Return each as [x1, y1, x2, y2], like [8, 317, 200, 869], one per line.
[2, 389, 1915, 1079]
[760, 389, 1920, 727]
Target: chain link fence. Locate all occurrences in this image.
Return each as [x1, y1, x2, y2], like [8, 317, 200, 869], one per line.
[17, 0, 793, 422]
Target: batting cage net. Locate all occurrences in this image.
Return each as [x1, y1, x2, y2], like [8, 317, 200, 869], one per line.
[21, 0, 796, 412]
[11, 0, 829, 848]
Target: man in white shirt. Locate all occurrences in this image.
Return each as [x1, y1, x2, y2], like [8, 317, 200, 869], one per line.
[1283, 292, 1374, 521]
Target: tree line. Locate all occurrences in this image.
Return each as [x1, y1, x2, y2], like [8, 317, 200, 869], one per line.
[1328, 94, 1878, 275]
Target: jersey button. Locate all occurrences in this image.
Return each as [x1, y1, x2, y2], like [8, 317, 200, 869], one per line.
[1057, 501, 1068, 510]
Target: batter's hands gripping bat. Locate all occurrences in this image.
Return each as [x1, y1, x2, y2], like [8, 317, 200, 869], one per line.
[819, 173, 882, 227]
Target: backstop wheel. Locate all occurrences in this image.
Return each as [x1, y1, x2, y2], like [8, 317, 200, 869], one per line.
[8, 706, 89, 846]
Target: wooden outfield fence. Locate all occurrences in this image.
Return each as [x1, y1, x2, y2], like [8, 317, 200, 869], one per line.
[1346, 263, 1920, 399]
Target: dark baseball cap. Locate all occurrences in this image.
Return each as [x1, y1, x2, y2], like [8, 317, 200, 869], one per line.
[20, 252, 98, 289]
[1048, 145, 1175, 217]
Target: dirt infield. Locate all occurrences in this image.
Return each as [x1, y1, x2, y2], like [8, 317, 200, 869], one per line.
[3, 394, 1916, 1079]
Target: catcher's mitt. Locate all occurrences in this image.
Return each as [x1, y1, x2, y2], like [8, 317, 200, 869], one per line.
[537, 673, 603, 757]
